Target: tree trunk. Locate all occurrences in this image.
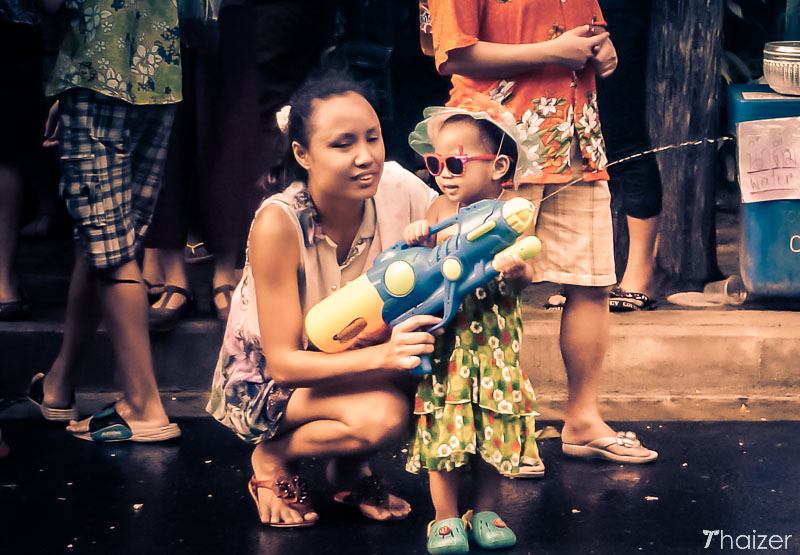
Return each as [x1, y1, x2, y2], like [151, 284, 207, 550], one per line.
[647, 0, 724, 288]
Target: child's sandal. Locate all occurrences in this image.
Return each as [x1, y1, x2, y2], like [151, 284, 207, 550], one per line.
[462, 509, 517, 549]
[426, 517, 469, 555]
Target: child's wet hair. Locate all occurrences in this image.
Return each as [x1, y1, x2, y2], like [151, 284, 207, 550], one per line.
[265, 70, 377, 192]
[439, 115, 517, 182]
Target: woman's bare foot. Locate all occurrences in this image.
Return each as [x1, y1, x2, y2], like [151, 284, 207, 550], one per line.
[251, 445, 318, 526]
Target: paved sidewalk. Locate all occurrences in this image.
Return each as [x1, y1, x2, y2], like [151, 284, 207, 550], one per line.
[1, 418, 798, 555]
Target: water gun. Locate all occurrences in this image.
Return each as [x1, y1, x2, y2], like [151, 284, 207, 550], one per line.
[304, 197, 542, 375]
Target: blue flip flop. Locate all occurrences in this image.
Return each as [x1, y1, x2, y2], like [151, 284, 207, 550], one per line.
[427, 517, 469, 555]
[72, 406, 180, 442]
[463, 509, 517, 549]
[26, 373, 79, 422]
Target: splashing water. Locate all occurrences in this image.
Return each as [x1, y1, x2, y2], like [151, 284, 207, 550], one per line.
[538, 136, 735, 204]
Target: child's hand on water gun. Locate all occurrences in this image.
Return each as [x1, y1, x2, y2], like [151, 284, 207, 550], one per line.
[494, 251, 534, 282]
[403, 220, 434, 247]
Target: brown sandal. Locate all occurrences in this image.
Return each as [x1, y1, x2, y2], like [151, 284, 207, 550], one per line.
[248, 474, 318, 527]
[333, 475, 410, 521]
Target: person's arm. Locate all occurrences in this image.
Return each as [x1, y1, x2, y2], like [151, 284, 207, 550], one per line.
[250, 204, 438, 389]
[439, 25, 609, 79]
[493, 250, 534, 287]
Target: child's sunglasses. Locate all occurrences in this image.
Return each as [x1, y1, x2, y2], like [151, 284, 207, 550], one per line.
[422, 152, 497, 177]
[423, 136, 511, 177]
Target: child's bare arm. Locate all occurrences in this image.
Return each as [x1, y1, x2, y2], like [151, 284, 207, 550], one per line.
[403, 196, 452, 247]
[439, 26, 609, 79]
[403, 219, 434, 247]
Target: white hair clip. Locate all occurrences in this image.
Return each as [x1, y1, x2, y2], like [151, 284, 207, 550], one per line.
[276, 105, 291, 134]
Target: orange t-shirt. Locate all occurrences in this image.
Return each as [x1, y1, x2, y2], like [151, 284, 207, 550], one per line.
[431, 0, 610, 183]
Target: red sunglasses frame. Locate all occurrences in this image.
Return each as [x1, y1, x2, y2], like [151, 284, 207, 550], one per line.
[422, 151, 497, 177]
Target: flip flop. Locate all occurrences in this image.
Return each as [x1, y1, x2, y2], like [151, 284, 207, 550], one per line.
[248, 474, 318, 527]
[463, 509, 517, 550]
[71, 406, 181, 442]
[26, 373, 79, 422]
[562, 431, 658, 463]
[503, 459, 545, 479]
[544, 292, 566, 310]
[609, 288, 658, 312]
[333, 474, 410, 521]
[427, 517, 469, 555]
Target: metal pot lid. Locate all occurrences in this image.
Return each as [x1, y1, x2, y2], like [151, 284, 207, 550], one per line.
[764, 41, 800, 61]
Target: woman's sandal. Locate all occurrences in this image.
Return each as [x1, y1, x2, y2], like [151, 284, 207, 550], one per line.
[333, 475, 409, 521]
[248, 474, 318, 528]
[462, 509, 517, 550]
[210, 284, 235, 322]
[427, 517, 469, 555]
[143, 279, 165, 305]
[148, 285, 194, 333]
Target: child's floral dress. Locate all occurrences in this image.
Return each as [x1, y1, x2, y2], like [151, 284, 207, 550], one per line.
[406, 277, 541, 476]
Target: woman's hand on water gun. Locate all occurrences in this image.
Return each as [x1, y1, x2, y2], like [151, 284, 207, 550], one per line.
[495, 251, 533, 282]
[351, 323, 392, 349]
[380, 314, 440, 371]
[403, 220, 434, 247]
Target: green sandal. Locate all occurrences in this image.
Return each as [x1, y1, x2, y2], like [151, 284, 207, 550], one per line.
[463, 509, 517, 549]
[427, 517, 469, 555]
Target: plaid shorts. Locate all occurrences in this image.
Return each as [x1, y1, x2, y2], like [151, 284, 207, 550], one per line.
[58, 89, 176, 270]
[501, 179, 617, 287]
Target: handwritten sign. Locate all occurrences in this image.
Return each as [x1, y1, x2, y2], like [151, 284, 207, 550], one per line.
[737, 117, 800, 203]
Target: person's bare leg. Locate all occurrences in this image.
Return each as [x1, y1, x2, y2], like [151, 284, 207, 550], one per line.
[211, 248, 238, 317]
[141, 247, 165, 298]
[251, 386, 410, 525]
[617, 215, 659, 297]
[212, 249, 237, 291]
[559, 285, 652, 458]
[96, 259, 170, 426]
[429, 469, 460, 520]
[45, 247, 102, 407]
[150, 247, 189, 310]
[472, 458, 502, 514]
[0, 165, 23, 303]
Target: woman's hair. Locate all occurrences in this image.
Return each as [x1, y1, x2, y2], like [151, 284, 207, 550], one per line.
[265, 70, 377, 193]
[439, 115, 518, 183]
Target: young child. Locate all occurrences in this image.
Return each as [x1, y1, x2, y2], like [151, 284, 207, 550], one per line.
[403, 106, 543, 554]
[427, 0, 658, 465]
